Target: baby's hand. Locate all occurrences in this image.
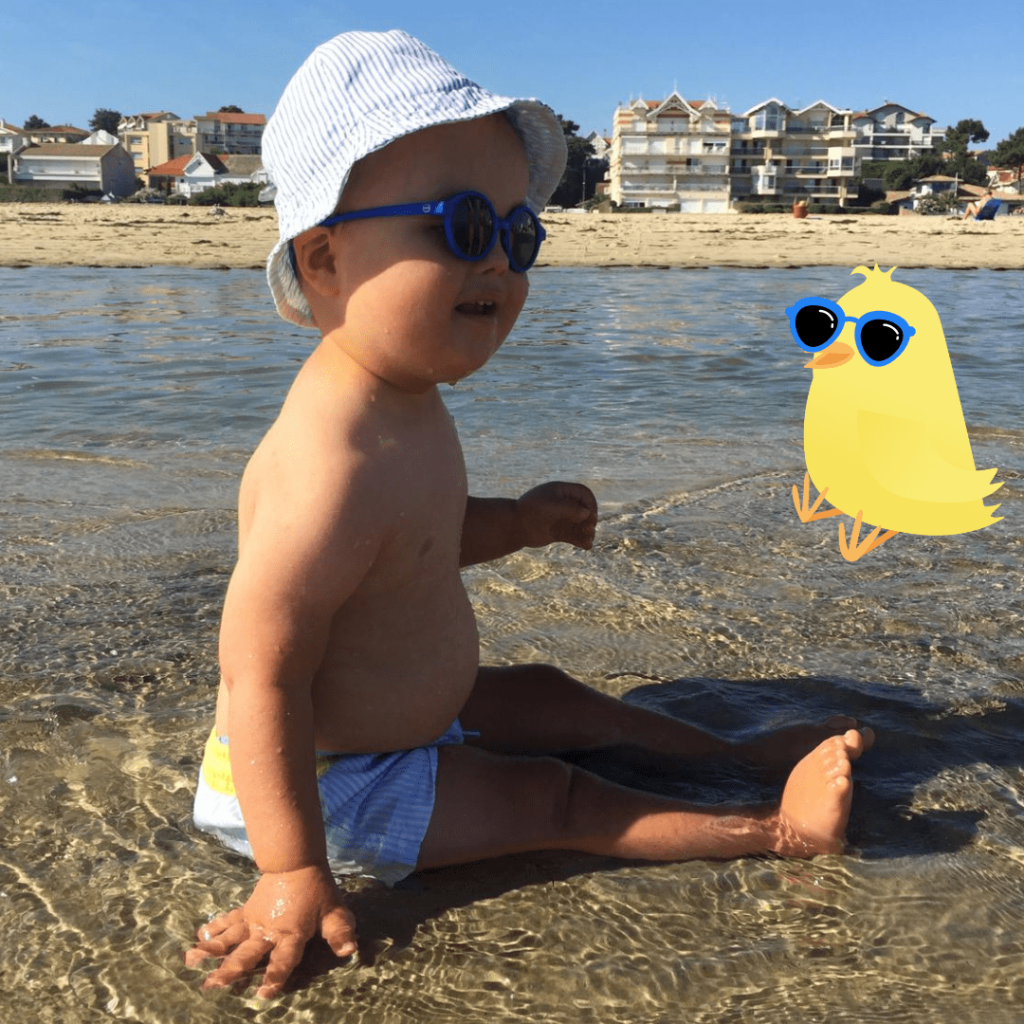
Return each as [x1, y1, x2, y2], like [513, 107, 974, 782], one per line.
[515, 481, 598, 551]
[185, 864, 357, 999]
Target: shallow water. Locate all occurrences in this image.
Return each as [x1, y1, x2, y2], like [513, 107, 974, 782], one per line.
[1, 264, 1022, 1023]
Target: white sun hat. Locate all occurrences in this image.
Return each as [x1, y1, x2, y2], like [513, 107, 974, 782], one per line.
[263, 29, 567, 328]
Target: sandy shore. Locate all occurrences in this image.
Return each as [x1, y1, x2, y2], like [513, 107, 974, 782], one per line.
[2, 202, 1022, 271]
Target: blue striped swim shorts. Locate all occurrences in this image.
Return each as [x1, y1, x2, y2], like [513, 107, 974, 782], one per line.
[192, 721, 464, 886]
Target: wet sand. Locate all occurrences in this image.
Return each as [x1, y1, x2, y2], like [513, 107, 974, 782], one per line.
[2, 202, 1022, 271]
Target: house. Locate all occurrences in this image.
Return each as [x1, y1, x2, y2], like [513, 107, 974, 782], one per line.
[11, 141, 137, 196]
[153, 151, 268, 197]
[607, 93, 732, 212]
[145, 153, 193, 193]
[732, 99, 858, 207]
[0, 120, 30, 183]
[852, 103, 945, 163]
[0, 119, 29, 154]
[192, 111, 266, 155]
[988, 166, 1023, 192]
[20, 124, 90, 145]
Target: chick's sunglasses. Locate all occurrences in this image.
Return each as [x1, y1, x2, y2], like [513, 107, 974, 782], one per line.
[317, 190, 545, 273]
[786, 297, 915, 367]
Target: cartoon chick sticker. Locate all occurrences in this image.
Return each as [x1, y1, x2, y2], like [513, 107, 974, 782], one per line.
[787, 265, 1002, 562]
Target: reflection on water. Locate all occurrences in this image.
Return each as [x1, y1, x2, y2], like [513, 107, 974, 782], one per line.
[0, 265, 1022, 1022]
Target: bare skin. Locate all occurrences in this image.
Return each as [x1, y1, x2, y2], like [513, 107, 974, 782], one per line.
[186, 115, 873, 999]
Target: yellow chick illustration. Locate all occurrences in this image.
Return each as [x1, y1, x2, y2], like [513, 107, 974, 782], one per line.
[788, 265, 1002, 562]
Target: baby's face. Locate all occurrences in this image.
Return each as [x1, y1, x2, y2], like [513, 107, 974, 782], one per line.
[319, 115, 532, 393]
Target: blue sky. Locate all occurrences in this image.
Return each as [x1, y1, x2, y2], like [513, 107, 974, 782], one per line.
[3, 0, 1021, 147]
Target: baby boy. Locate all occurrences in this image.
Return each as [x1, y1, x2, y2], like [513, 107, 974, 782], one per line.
[186, 30, 871, 998]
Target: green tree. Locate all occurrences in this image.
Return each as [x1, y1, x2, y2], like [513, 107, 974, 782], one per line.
[23, 114, 50, 129]
[944, 118, 989, 185]
[549, 117, 606, 208]
[89, 108, 122, 134]
[882, 151, 944, 191]
[218, 105, 244, 114]
[991, 126, 1024, 193]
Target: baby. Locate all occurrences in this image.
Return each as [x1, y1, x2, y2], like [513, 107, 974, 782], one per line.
[186, 30, 871, 998]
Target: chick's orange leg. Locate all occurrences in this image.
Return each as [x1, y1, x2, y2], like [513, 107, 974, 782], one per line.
[793, 473, 845, 524]
[838, 510, 898, 562]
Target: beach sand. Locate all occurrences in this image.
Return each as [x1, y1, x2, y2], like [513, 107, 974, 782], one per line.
[2, 202, 1022, 271]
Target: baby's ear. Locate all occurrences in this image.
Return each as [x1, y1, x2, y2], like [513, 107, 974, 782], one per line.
[292, 227, 339, 297]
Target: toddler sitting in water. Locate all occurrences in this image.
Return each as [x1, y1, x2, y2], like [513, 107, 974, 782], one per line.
[185, 30, 872, 998]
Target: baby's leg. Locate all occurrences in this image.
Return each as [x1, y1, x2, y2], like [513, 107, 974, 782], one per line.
[417, 729, 866, 870]
[462, 664, 863, 767]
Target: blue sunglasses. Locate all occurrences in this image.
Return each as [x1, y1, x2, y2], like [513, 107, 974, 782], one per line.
[786, 296, 915, 367]
[317, 190, 545, 273]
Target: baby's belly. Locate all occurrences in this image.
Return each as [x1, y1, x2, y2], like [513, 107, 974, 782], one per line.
[310, 591, 481, 754]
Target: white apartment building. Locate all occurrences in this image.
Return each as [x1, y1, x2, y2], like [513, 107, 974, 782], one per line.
[731, 99, 858, 207]
[607, 93, 944, 211]
[607, 93, 732, 212]
[853, 103, 945, 163]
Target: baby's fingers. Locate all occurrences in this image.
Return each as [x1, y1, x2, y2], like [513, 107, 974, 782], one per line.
[202, 935, 274, 992]
[185, 912, 249, 968]
[255, 935, 306, 999]
[321, 904, 359, 958]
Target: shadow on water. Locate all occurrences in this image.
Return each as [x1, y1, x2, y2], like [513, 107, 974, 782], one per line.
[283, 671, 1024, 995]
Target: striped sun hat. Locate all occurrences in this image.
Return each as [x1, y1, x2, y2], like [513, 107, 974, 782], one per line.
[263, 29, 568, 328]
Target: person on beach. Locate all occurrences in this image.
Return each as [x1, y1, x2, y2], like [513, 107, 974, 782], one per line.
[185, 30, 873, 999]
[962, 188, 999, 220]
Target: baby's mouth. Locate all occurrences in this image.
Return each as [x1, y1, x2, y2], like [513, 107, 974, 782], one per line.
[455, 301, 496, 316]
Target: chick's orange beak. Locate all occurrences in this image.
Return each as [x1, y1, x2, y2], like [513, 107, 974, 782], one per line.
[805, 340, 854, 370]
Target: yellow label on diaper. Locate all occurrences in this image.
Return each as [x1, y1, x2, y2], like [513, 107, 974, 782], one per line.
[201, 727, 236, 797]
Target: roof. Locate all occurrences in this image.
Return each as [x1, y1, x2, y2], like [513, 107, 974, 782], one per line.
[198, 111, 266, 125]
[852, 105, 932, 121]
[147, 154, 192, 177]
[19, 143, 117, 157]
[197, 152, 228, 173]
[917, 174, 959, 183]
[792, 100, 851, 116]
[27, 124, 88, 135]
[741, 98, 790, 116]
[218, 154, 263, 176]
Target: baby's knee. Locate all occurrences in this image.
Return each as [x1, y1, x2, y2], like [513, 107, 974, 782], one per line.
[522, 755, 579, 838]
[531, 757, 603, 844]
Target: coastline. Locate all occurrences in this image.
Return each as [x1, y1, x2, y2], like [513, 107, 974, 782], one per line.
[2, 202, 1023, 271]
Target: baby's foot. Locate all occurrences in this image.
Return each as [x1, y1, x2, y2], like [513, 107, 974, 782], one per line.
[743, 716, 875, 772]
[774, 729, 867, 857]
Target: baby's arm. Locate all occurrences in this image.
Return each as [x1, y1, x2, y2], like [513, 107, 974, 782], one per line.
[186, 459, 381, 997]
[460, 482, 598, 566]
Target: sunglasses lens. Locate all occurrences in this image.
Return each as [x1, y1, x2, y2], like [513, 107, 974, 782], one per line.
[451, 196, 494, 258]
[794, 304, 840, 348]
[506, 207, 540, 271]
[858, 319, 905, 364]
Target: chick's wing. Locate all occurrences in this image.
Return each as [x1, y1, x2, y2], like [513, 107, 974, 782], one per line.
[857, 409, 1002, 504]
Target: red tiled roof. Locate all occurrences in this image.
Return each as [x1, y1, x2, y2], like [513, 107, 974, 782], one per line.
[147, 154, 192, 177]
[32, 125, 88, 135]
[199, 111, 266, 125]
